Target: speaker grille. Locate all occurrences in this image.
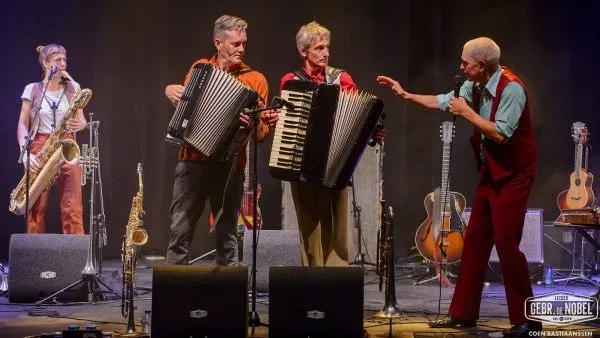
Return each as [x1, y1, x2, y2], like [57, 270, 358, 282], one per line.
[461, 208, 544, 263]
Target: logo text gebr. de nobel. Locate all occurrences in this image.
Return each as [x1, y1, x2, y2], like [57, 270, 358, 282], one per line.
[526, 292, 598, 326]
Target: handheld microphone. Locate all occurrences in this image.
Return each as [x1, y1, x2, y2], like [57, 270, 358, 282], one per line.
[453, 75, 463, 98]
[452, 75, 463, 121]
[272, 96, 296, 110]
[48, 66, 58, 80]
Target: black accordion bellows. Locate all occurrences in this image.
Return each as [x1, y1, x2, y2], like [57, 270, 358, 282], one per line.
[166, 63, 259, 161]
[269, 80, 384, 189]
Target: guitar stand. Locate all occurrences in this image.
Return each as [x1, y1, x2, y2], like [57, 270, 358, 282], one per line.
[412, 262, 457, 286]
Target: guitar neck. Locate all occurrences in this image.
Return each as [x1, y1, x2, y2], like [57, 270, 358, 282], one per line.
[440, 142, 451, 205]
[574, 142, 583, 178]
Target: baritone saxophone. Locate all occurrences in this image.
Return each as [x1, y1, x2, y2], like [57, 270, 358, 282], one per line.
[9, 88, 92, 215]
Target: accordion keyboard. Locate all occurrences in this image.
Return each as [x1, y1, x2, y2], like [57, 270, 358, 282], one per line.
[269, 90, 313, 173]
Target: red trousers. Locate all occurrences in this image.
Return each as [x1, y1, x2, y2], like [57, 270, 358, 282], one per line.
[27, 133, 84, 234]
[448, 167, 536, 324]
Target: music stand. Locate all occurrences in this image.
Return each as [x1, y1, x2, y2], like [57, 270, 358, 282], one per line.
[36, 114, 119, 305]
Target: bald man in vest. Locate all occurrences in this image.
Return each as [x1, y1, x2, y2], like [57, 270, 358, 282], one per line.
[378, 37, 540, 337]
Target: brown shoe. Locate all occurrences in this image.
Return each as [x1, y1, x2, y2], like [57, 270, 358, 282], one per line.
[429, 316, 477, 328]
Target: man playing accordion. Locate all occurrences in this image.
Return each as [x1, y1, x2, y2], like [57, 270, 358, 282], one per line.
[164, 14, 275, 266]
[278, 21, 384, 267]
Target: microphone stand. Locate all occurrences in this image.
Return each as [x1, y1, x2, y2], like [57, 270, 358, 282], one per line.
[245, 100, 284, 335]
[18, 75, 54, 230]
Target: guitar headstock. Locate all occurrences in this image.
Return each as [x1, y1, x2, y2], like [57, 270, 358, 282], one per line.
[571, 122, 589, 144]
[440, 120, 455, 143]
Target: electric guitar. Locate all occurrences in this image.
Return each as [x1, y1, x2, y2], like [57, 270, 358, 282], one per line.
[415, 121, 466, 267]
[557, 122, 594, 210]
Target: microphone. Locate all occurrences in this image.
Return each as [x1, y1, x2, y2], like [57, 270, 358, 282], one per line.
[453, 74, 463, 98]
[48, 66, 58, 80]
[272, 96, 296, 110]
[452, 75, 463, 121]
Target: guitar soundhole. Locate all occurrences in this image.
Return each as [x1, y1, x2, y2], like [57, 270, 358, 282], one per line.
[575, 178, 581, 186]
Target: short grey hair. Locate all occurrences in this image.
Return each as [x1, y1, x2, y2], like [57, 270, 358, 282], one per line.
[213, 15, 247, 40]
[36, 44, 67, 70]
[296, 21, 331, 52]
[463, 37, 501, 69]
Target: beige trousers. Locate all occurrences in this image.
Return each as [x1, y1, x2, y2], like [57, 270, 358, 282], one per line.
[290, 182, 349, 266]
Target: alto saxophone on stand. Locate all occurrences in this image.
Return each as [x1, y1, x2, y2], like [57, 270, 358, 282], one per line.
[116, 163, 149, 338]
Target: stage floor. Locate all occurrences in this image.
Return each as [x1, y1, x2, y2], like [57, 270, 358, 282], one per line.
[1, 259, 599, 337]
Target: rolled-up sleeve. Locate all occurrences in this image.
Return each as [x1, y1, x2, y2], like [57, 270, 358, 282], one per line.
[436, 81, 474, 112]
[494, 82, 525, 139]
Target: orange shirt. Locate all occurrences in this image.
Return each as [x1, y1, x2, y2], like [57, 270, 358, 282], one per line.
[177, 55, 270, 163]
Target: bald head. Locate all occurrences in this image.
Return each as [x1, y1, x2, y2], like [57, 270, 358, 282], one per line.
[463, 37, 501, 71]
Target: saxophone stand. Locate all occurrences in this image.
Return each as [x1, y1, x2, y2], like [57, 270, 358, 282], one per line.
[245, 98, 288, 335]
[36, 114, 120, 305]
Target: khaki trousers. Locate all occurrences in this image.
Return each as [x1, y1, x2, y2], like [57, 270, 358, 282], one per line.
[290, 182, 349, 266]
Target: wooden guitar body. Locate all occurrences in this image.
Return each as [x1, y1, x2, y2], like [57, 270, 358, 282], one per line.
[415, 188, 467, 264]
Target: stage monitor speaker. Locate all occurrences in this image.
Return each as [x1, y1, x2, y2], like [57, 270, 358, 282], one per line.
[269, 266, 364, 338]
[461, 208, 544, 263]
[152, 265, 248, 338]
[242, 230, 301, 293]
[8, 234, 88, 303]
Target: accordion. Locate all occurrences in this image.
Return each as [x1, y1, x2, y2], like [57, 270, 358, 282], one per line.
[269, 80, 384, 189]
[166, 63, 259, 161]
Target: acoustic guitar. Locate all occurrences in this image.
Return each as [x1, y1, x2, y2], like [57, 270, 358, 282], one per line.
[557, 122, 594, 210]
[415, 121, 466, 266]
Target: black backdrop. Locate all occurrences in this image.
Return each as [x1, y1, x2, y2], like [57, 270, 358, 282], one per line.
[1, 0, 598, 261]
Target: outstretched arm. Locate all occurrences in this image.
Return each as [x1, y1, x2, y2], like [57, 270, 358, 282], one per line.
[376, 75, 439, 110]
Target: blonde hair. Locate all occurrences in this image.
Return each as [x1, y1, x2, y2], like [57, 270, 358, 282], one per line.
[463, 37, 501, 70]
[296, 21, 331, 52]
[36, 44, 67, 70]
[213, 15, 247, 40]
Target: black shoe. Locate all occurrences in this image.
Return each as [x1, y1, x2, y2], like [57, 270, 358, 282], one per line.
[502, 322, 542, 337]
[429, 316, 477, 328]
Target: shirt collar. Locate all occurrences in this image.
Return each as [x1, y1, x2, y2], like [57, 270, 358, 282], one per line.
[481, 66, 503, 98]
[301, 64, 326, 83]
[208, 54, 249, 73]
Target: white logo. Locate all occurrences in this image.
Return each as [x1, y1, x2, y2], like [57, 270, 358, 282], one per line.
[306, 310, 325, 320]
[526, 291, 598, 325]
[189, 309, 208, 319]
[40, 271, 56, 279]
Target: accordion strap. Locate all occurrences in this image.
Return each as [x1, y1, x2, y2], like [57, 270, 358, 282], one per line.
[293, 66, 344, 85]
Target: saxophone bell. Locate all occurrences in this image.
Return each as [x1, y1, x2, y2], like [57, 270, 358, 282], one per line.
[131, 228, 148, 246]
